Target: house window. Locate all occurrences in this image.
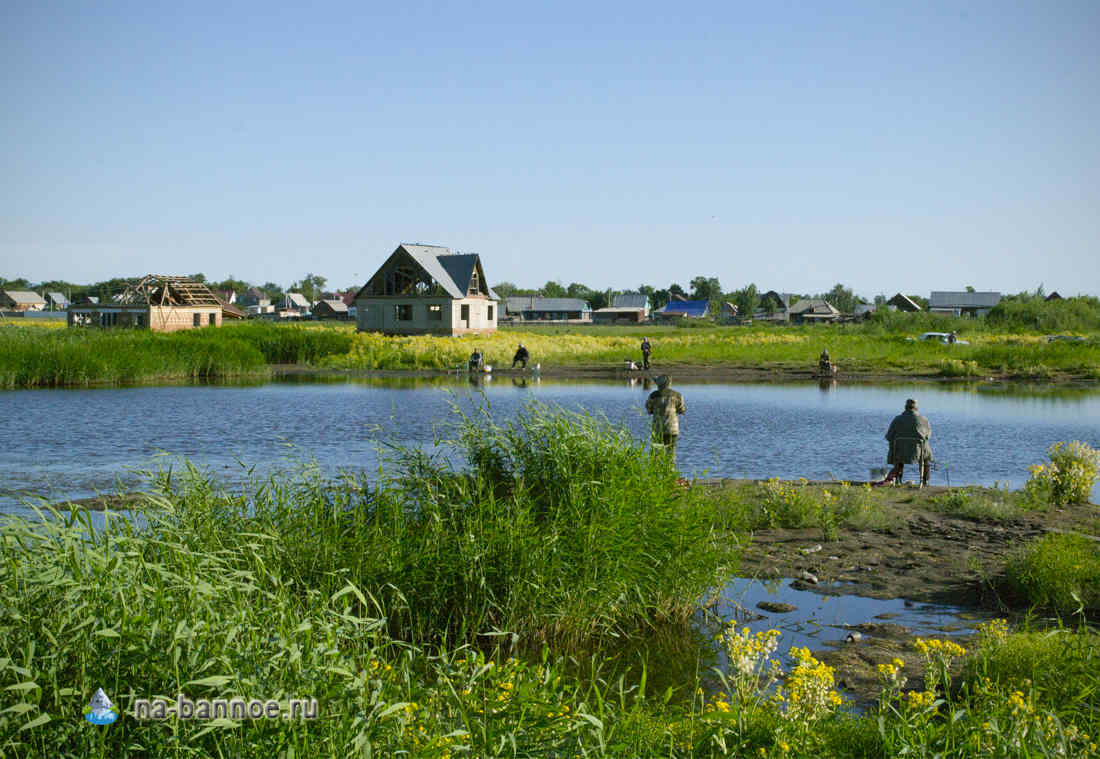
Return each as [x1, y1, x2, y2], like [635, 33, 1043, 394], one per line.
[193, 313, 201, 327]
[208, 312, 216, 325]
[460, 304, 470, 322]
[396, 304, 413, 321]
[428, 304, 442, 321]
[487, 305, 494, 321]
[468, 270, 480, 295]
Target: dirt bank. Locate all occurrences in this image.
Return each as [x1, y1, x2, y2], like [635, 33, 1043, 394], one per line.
[702, 479, 1100, 702]
[271, 362, 1100, 386]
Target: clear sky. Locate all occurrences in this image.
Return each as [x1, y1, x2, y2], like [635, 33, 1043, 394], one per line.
[3, 0, 1098, 298]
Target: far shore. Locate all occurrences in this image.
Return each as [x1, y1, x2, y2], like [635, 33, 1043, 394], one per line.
[271, 362, 1100, 386]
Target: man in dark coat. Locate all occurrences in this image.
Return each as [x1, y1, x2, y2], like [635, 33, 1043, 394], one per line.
[645, 375, 686, 463]
[640, 337, 652, 369]
[511, 343, 530, 369]
[884, 398, 933, 486]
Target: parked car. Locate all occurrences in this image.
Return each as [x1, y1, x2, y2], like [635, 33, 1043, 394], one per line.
[911, 332, 969, 345]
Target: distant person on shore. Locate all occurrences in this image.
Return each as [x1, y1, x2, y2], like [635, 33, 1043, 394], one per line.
[883, 398, 933, 486]
[641, 337, 652, 369]
[468, 349, 484, 372]
[948, 331, 958, 344]
[646, 375, 686, 464]
[512, 343, 530, 369]
[819, 349, 832, 374]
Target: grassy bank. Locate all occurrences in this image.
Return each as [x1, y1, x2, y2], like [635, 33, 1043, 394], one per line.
[3, 319, 1098, 387]
[323, 325, 1100, 379]
[0, 323, 354, 388]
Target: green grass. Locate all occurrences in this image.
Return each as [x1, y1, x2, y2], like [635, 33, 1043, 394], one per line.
[0, 323, 354, 388]
[1002, 533, 1100, 614]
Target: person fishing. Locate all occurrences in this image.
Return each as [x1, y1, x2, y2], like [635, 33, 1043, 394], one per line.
[819, 349, 832, 374]
[883, 398, 933, 486]
[640, 336, 652, 370]
[645, 375, 686, 464]
[468, 349, 484, 372]
[511, 343, 530, 369]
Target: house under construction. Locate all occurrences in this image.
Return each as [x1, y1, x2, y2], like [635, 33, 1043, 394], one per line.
[67, 275, 225, 332]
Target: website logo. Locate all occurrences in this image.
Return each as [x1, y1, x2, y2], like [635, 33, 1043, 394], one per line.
[85, 688, 118, 725]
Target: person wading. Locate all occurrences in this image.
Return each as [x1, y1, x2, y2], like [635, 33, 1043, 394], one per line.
[645, 375, 686, 464]
[511, 343, 529, 369]
[883, 398, 933, 486]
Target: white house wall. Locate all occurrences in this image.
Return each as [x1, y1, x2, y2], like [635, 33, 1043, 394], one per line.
[355, 297, 497, 335]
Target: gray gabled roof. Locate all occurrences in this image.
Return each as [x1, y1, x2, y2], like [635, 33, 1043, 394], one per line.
[930, 291, 1001, 308]
[507, 296, 590, 313]
[612, 293, 648, 309]
[316, 299, 349, 313]
[285, 292, 311, 308]
[361, 244, 498, 301]
[3, 290, 45, 305]
[46, 291, 69, 305]
[789, 298, 840, 315]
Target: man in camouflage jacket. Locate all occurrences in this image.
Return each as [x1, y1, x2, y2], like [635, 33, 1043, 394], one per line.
[885, 398, 933, 486]
[645, 375, 686, 462]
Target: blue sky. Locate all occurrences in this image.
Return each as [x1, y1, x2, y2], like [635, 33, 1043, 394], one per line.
[3, 0, 1098, 298]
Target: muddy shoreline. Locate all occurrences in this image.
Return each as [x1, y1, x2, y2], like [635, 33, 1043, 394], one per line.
[271, 362, 1100, 387]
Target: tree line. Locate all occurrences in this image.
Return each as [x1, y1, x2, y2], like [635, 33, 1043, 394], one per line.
[0, 273, 354, 305]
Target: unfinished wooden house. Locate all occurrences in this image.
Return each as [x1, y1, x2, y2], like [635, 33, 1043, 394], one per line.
[67, 275, 224, 331]
[354, 244, 499, 335]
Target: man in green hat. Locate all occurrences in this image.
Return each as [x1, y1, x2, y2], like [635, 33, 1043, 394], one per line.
[645, 375, 686, 463]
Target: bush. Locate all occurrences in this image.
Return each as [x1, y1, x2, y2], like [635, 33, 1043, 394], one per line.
[1002, 533, 1100, 613]
[1024, 441, 1100, 507]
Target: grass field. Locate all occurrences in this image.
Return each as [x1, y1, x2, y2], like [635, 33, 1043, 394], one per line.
[2, 318, 1098, 389]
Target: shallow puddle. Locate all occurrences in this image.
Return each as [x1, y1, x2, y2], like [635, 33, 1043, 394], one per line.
[711, 577, 986, 654]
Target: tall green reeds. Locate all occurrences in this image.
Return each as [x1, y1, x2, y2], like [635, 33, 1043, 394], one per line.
[0, 323, 354, 388]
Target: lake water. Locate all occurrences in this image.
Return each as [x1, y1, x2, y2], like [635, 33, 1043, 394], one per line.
[2, 377, 1099, 516]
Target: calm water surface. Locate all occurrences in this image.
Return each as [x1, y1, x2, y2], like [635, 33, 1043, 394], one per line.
[2, 377, 1099, 516]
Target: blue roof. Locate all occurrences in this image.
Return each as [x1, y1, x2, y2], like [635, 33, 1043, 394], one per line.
[660, 300, 709, 317]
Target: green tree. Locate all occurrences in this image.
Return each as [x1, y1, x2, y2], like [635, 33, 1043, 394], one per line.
[290, 273, 327, 302]
[690, 276, 723, 302]
[668, 283, 686, 300]
[731, 283, 760, 317]
[492, 281, 519, 298]
[214, 276, 250, 295]
[541, 281, 567, 298]
[821, 283, 863, 314]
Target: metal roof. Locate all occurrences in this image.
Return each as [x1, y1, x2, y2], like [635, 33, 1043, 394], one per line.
[316, 299, 349, 313]
[3, 290, 46, 305]
[930, 291, 1001, 308]
[285, 292, 311, 308]
[507, 296, 590, 313]
[657, 300, 709, 317]
[789, 298, 840, 315]
[612, 293, 649, 309]
[46, 292, 69, 304]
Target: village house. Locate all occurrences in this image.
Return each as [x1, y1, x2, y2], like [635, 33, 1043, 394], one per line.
[592, 293, 649, 324]
[279, 292, 311, 316]
[312, 299, 351, 320]
[67, 275, 224, 331]
[45, 292, 70, 310]
[754, 291, 790, 322]
[506, 296, 592, 323]
[653, 299, 709, 320]
[788, 298, 841, 324]
[354, 243, 499, 335]
[929, 291, 1001, 317]
[0, 290, 46, 312]
[887, 293, 923, 312]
